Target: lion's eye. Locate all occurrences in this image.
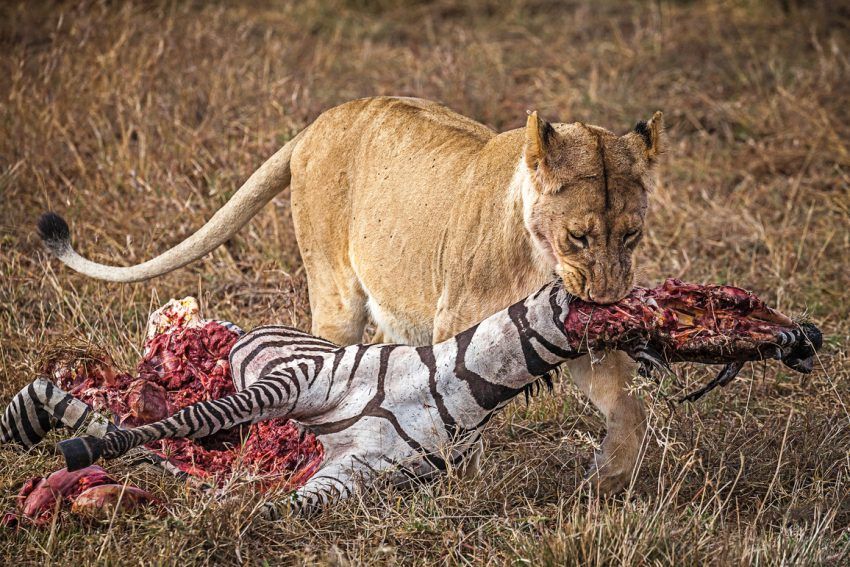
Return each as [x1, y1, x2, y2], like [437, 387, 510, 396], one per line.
[567, 231, 589, 249]
[623, 229, 642, 245]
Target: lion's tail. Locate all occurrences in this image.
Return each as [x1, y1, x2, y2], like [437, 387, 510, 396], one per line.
[37, 131, 303, 283]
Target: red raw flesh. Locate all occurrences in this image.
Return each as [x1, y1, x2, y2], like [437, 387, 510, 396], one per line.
[124, 379, 169, 425]
[564, 278, 798, 363]
[50, 321, 323, 489]
[2, 466, 154, 527]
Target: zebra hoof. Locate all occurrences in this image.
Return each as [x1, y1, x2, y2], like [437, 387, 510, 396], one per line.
[58, 435, 103, 471]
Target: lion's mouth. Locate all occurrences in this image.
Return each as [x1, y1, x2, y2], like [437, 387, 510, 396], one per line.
[556, 263, 587, 299]
[528, 229, 595, 299]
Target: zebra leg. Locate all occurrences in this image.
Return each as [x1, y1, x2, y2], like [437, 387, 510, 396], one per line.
[1, 378, 110, 448]
[58, 378, 293, 471]
[259, 456, 369, 519]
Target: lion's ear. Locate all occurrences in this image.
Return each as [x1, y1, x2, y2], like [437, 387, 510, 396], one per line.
[630, 111, 665, 163]
[525, 110, 555, 170]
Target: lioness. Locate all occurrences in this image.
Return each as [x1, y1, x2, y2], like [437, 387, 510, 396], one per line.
[39, 96, 663, 492]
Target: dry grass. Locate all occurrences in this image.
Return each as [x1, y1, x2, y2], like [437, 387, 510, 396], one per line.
[1, 0, 849, 564]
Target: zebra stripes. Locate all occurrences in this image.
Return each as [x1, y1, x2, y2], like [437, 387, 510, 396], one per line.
[0, 377, 110, 448]
[0, 377, 200, 485]
[49, 279, 579, 515]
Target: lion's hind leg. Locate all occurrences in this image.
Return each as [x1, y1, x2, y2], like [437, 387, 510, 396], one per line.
[302, 260, 369, 346]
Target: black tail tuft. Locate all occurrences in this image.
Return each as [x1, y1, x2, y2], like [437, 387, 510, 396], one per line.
[37, 212, 71, 253]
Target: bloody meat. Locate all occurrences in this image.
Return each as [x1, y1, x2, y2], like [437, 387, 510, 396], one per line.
[45, 302, 324, 486]
[564, 278, 821, 401]
[2, 466, 154, 527]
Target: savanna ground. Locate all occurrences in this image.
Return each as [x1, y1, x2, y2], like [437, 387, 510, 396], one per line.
[1, 0, 848, 564]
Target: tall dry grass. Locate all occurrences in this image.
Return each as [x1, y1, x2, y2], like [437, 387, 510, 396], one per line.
[0, 1, 848, 564]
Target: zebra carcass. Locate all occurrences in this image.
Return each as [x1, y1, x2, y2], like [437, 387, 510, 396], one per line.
[30, 278, 822, 517]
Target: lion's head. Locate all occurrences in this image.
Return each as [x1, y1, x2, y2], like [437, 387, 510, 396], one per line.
[521, 110, 664, 304]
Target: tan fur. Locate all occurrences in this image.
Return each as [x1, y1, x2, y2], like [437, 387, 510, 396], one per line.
[291, 98, 662, 492]
[288, 98, 662, 345]
[49, 96, 664, 492]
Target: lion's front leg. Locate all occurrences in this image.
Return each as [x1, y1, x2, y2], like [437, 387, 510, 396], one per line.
[565, 350, 646, 495]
